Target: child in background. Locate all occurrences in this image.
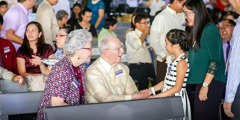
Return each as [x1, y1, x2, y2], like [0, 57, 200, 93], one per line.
[147, 29, 191, 120]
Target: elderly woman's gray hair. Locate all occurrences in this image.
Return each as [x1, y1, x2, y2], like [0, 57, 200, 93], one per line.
[64, 29, 92, 55]
[56, 10, 68, 20]
[98, 35, 117, 53]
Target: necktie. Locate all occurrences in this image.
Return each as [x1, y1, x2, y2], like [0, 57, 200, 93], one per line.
[145, 38, 154, 68]
[226, 41, 230, 61]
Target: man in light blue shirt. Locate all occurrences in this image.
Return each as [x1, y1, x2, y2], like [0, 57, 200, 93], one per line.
[223, 0, 240, 119]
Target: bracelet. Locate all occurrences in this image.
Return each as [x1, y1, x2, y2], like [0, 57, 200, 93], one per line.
[150, 87, 156, 95]
[12, 75, 17, 81]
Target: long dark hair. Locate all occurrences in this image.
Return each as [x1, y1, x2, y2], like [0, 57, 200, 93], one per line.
[184, 0, 213, 51]
[71, 3, 82, 20]
[19, 21, 45, 58]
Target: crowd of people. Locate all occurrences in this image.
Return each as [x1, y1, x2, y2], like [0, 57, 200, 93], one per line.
[0, 0, 239, 120]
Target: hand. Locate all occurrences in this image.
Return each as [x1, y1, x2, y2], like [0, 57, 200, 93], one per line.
[162, 57, 166, 62]
[13, 75, 24, 87]
[223, 101, 234, 117]
[140, 89, 152, 96]
[143, 26, 151, 35]
[29, 55, 42, 66]
[199, 86, 209, 101]
[132, 92, 150, 100]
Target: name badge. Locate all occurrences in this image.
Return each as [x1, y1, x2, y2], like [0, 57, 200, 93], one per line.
[115, 69, 123, 77]
[4, 46, 10, 53]
[72, 79, 80, 88]
[182, 23, 186, 27]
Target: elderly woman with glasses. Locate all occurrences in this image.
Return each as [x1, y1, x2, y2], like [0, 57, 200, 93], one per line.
[37, 29, 93, 120]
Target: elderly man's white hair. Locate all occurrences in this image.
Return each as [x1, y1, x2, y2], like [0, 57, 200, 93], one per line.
[64, 29, 92, 55]
[98, 35, 119, 53]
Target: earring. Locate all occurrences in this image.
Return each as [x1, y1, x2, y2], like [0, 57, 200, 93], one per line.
[38, 36, 40, 38]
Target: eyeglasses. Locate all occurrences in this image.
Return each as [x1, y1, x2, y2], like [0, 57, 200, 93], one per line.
[107, 42, 124, 51]
[56, 34, 67, 38]
[184, 11, 195, 16]
[139, 21, 149, 25]
[219, 25, 233, 30]
[82, 47, 93, 51]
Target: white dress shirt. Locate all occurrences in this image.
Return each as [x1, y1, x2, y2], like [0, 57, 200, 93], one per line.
[149, 6, 185, 62]
[149, 0, 166, 16]
[53, 0, 71, 19]
[125, 29, 151, 64]
[225, 16, 240, 103]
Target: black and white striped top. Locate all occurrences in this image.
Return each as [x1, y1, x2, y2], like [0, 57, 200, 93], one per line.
[163, 53, 190, 93]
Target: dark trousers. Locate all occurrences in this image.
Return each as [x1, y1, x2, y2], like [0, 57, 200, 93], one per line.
[194, 79, 226, 120]
[156, 61, 167, 84]
[232, 85, 240, 120]
[129, 63, 156, 91]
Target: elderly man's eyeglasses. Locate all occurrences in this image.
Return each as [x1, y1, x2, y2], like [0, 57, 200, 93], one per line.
[219, 25, 233, 30]
[56, 34, 67, 38]
[107, 42, 124, 51]
[184, 11, 195, 16]
[82, 47, 93, 51]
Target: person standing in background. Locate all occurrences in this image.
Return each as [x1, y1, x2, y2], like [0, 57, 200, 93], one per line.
[145, 0, 166, 24]
[87, 0, 105, 30]
[223, 0, 240, 119]
[0, 1, 8, 16]
[149, 0, 186, 84]
[35, 0, 59, 50]
[1, 0, 36, 51]
[53, 0, 71, 19]
[219, 19, 235, 63]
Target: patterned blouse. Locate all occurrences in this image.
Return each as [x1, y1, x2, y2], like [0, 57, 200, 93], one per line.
[53, 48, 64, 60]
[37, 57, 87, 120]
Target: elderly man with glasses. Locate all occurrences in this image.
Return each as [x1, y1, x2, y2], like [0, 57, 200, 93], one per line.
[85, 35, 149, 103]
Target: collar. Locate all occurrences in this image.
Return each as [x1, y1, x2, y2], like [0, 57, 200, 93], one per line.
[222, 40, 230, 43]
[135, 28, 143, 36]
[237, 16, 240, 24]
[99, 57, 112, 72]
[44, 0, 53, 8]
[166, 5, 181, 15]
[18, 3, 29, 15]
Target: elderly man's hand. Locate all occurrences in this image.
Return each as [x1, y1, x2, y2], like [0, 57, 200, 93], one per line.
[223, 101, 234, 118]
[132, 91, 150, 100]
[140, 89, 152, 96]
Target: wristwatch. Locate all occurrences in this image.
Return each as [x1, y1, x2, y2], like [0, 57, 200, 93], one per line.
[203, 82, 209, 87]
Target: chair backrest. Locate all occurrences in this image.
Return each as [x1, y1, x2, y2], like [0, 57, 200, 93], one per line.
[45, 96, 184, 120]
[0, 91, 43, 116]
[0, 79, 28, 93]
